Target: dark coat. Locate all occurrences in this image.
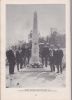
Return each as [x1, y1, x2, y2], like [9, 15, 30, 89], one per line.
[41, 47, 50, 58]
[49, 49, 54, 65]
[57, 49, 63, 64]
[6, 50, 15, 65]
[25, 47, 31, 58]
[53, 49, 63, 65]
[16, 50, 21, 63]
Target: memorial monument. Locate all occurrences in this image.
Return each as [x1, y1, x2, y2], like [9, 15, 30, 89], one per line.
[30, 11, 40, 67]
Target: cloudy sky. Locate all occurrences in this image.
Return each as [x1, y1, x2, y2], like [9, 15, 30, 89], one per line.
[6, 4, 65, 47]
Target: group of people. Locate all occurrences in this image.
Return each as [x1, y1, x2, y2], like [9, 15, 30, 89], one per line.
[40, 46, 64, 73]
[6, 46, 31, 74]
[6, 44, 64, 74]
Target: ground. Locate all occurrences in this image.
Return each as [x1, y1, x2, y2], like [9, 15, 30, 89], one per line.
[6, 65, 66, 88]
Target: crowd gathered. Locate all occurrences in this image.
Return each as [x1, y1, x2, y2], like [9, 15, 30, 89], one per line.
[6, 44, 64, 75]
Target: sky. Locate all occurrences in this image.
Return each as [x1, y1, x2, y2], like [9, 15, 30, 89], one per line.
[6, 4, 65, 47]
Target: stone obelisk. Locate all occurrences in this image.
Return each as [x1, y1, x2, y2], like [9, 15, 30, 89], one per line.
[30, 11, 39, 66]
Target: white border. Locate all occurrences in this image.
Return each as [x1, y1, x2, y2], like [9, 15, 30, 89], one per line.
[1, 0, 71, 100]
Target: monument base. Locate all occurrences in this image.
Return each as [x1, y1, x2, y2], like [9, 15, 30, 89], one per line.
[21, 66, 49, 72]
[27, 63, 43, 68]
[31, 63, 41, 68]
[29, 56, 41, 68]
[20, 64, 50, 72]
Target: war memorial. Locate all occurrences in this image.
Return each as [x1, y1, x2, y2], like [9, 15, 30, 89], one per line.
[6, 6, 65, 87]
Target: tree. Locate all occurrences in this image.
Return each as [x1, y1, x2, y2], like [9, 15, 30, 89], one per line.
[49, 31, 57, 46]
[46, 35, 49, 43]
[28, 30, 32, 43]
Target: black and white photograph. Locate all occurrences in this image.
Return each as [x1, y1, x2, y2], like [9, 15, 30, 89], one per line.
[6, 4, 66, 88]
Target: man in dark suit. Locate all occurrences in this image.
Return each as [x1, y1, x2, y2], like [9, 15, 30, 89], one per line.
[41, 45, 50, 67]
[6, 49, 15, 74]
[49, 48, 55, 72]
[56, 48, 63, 73]
[16, 50, 21, 71]
[20, 47, 26, 68]
[25, 47, 31, 64]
